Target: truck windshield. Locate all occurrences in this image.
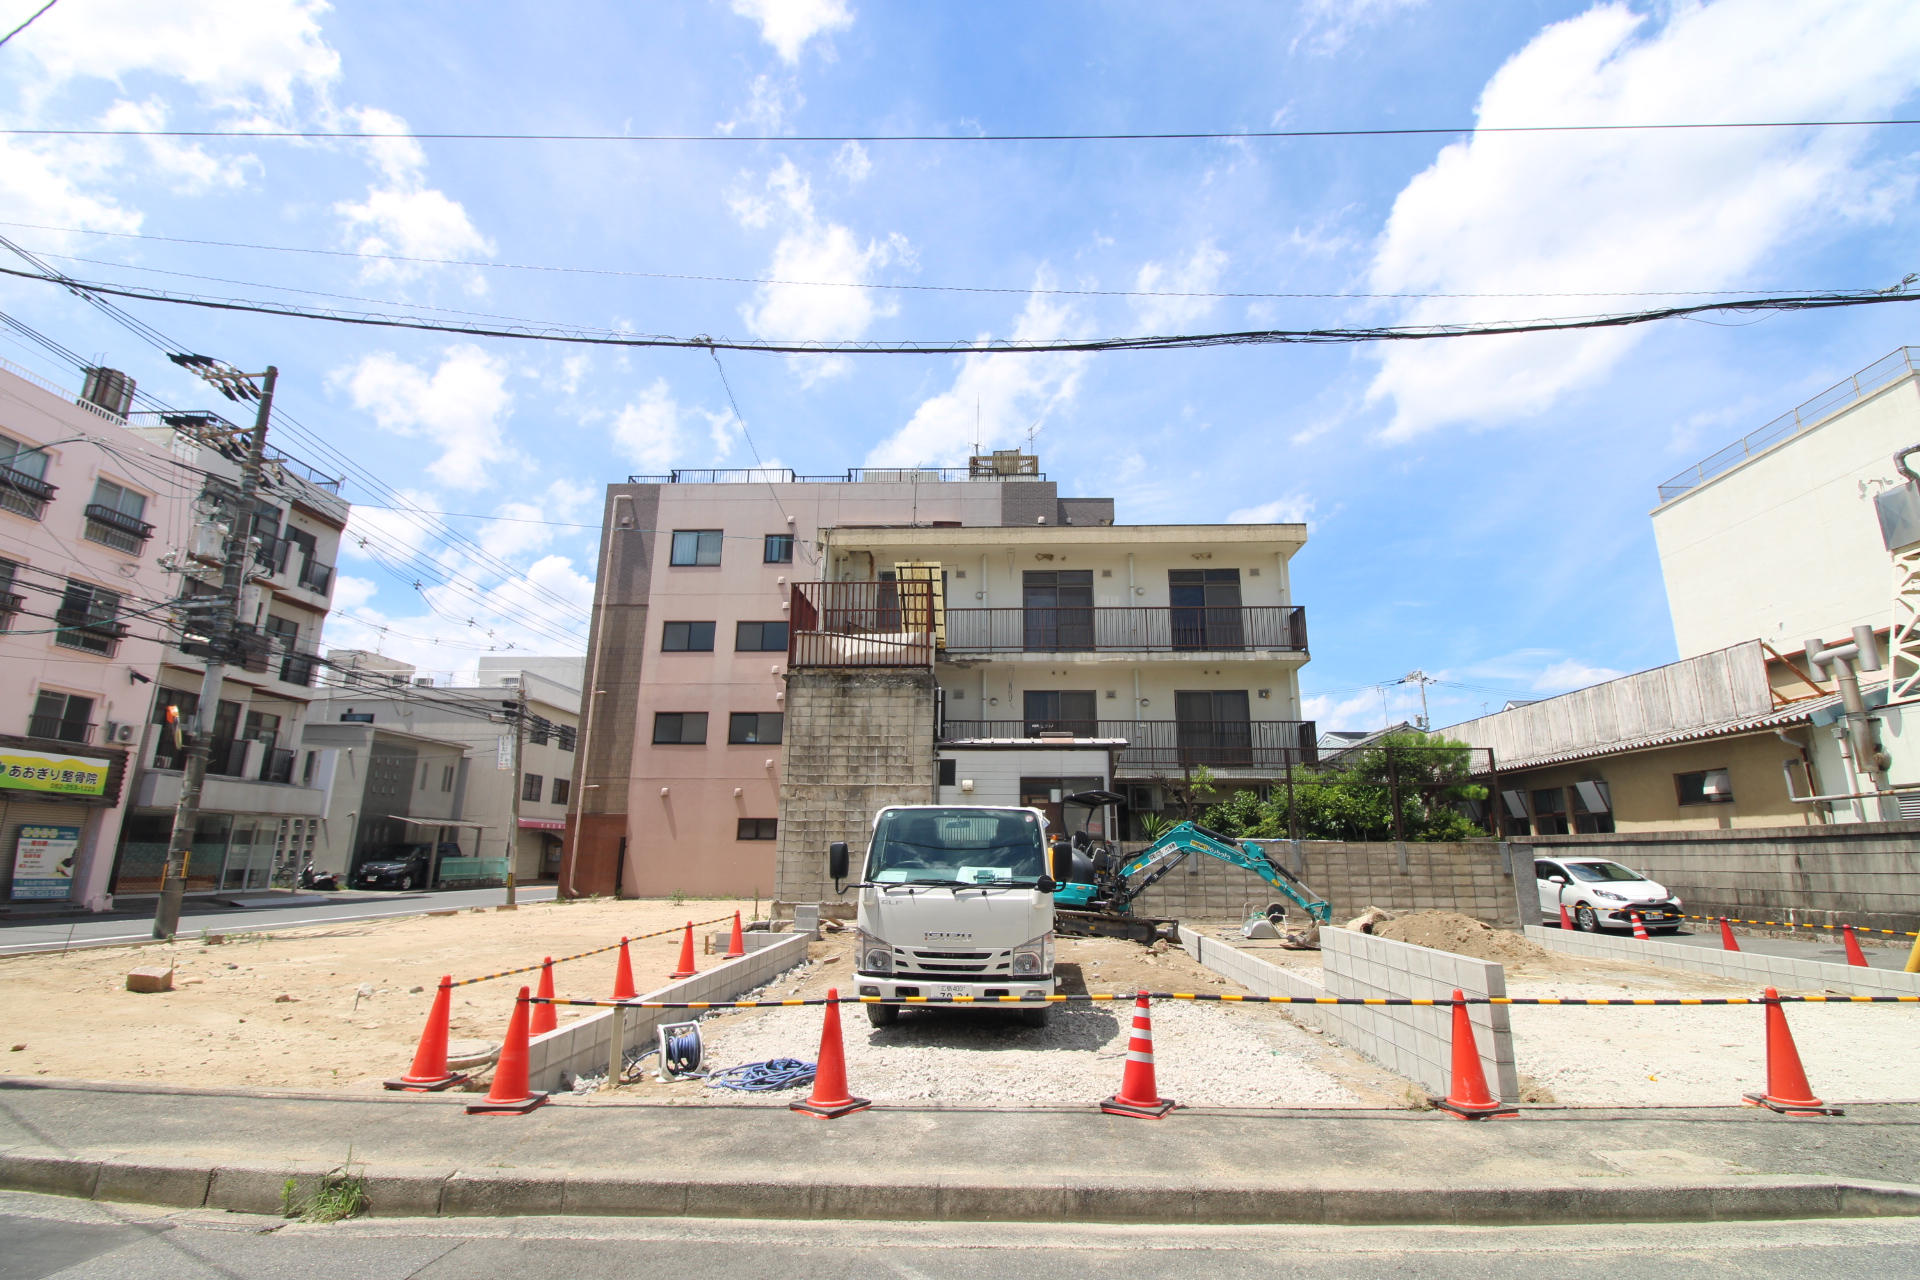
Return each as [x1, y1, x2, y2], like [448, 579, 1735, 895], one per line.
[868, 808, 1046, 884]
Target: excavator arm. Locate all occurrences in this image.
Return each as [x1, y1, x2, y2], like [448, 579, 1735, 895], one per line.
[1111, 822, 1332, 923]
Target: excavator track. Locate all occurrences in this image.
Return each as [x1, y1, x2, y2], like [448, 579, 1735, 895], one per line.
[1054, 910, 1180, 946]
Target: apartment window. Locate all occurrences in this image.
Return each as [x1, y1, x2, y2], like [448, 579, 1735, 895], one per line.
[728, 712, 783, 744]
[763, 534, 794, 564]
[0, 432, 52, 520]
[441, 764, 455, 792]
[419, 763, 431, 790]
[1676, 768, 1734, 806]
[0, 558, 18, 630]
[1571, 780, 1615, 834]
[552, 778, 570, 805]
[662, 621, 716, 651]
[670, 529, 724, 566]
[735, 620, 789, 651]
[1530, 787, 1570, 836]
[557, 724, 577, 752]
[522, 773, 544, 803]
[54, 580, 122, 655]
[1024, 690, 1097, 736]
[83, 478, 153, 553]
[938, 758, 957, 787]
[737, 818, 778, 840]
[29, 690, 94, 743]
[652, 712, 708, 744]
[527, 714, 553, 746]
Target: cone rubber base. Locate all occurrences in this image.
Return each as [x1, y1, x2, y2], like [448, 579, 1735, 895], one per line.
[1101, 1095, 1177, 1118]
[1743, 1091, 1843, 1117]
[670, 970, 696, 979]
[790, 1095, 870, 1119]
[1430, 1097, 1519, 1120]
[466, 1091, 549, 1115]
[383, 1071, 470, 1092]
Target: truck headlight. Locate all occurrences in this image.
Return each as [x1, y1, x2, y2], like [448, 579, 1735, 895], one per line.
[856, 929, 892, 974]
[1010, 931, 1054, 977]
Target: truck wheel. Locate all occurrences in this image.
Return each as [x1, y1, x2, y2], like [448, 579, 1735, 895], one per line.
[1017, 1006, 1050, 1029]
[866, 1004, 898, 1027]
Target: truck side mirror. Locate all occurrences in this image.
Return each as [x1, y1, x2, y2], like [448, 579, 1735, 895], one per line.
[1050, 843, 1073, 885]
[828, 842, 849, 883]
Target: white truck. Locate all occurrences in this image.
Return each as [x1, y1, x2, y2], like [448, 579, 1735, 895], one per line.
[829, 804, 1070, 1028]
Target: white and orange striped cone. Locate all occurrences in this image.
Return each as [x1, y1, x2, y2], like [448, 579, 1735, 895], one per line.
[1630, 913, 1651, 941]
[1101, 993, 1176, 1119]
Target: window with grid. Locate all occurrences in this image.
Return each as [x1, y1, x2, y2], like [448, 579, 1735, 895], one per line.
[552, 778, 570, 805]
[669, 530, 724, 566]
[728, 712, 783, 744]
[0, 433, 52, 519]
[84, 478, 152, 553]
[652, 712, 708, 744]
[557, 724, 577, 752]
[54, 580, 122, 655]
[522, 773, 544, 802]
[736, 818, 778, 840]
[527, 714, 553, 745]
[662, 621, 716, 651]
[763, 534, 794, 563]
[735, 620, 789, 651]
[29, 690, 94, 743]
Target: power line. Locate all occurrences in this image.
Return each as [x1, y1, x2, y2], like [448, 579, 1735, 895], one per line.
[4, 118, 1917, 143]
[4, 263, 1914, 354]
[0, 222, 1856, 302]
[0, 0, 58, 49]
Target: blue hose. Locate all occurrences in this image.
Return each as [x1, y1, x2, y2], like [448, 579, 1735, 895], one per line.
[704, 1059, 817, 1092]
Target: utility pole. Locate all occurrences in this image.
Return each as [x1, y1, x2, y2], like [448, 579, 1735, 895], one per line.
[154, 362, 277, 940]
[1399, 670, 1436, 732]
[505, 681, 526, 907]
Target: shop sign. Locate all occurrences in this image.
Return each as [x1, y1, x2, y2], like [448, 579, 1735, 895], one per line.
[11, 824, 79, 900]
[0, 748, 110, 796]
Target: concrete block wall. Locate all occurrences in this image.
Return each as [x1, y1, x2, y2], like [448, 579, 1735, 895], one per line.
[1525, 925, 1920, 998]
[524, 933, 809, 1093]
[1181, 930, 1327, 1032]
[1127, 839, 1530, 930]
[775, 669, 937, 906]
[1528, 822, 1920, 937]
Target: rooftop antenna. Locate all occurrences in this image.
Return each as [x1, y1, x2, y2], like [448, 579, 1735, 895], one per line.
[1024, 418, 1043, 452]
[972, 398, 982, 457]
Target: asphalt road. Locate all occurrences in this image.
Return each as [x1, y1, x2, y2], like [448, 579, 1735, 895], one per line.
[3, 1193, 1919, 1280]
[0, 886, 557, 957]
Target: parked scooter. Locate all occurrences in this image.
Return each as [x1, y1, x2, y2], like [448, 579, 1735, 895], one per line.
[299, 862, 340, 892]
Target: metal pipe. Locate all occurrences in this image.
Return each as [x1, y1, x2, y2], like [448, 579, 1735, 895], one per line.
[1781, 760, 1920, 804]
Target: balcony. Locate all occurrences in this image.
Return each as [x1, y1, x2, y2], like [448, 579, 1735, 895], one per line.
[258, 747, 296, 784]
[0, 592, 21, 627]
[52, 607, 128, 656]
[939, 719, 1319, 771]
[279, 652, 319, 687]
[27, 714, 94, 744]
[0, 465, 55, 519]
[83, 503, 156, 554]
[252, 533, 292, 577]
[297, 556, 334, 595]
[942, 606, 1307, 655]
[789, 579, 937, 668]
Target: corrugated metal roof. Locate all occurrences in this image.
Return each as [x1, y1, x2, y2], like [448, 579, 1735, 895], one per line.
[1470, 693, 1839, 773]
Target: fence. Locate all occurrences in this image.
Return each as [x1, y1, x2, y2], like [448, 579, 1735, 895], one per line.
[788, 579, 936, 668]
[938, 719, 1318, 769]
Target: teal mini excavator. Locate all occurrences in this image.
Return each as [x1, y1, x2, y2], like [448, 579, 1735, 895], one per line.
[1048, 794, 1332, 944]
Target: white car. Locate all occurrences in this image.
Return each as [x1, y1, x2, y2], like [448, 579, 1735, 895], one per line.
[1535, 857, 1683, 934]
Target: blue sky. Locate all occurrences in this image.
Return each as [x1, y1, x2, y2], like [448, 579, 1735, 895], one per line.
[2, 0, 1919, 728]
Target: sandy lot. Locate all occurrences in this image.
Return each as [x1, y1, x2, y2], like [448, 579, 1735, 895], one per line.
[0, 897, 755, 1091]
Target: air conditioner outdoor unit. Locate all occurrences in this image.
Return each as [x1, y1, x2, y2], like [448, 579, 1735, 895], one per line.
[105, 721, 135, 744]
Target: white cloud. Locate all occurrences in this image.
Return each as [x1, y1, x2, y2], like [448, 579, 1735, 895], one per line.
[1131, 241, 1228, 333]
[1228, 492, 1315, 524]
[731, 0, 853, 63]
[1294, 0, 1425, 55]
[99, 99, 253, 192]
[833, 139, 871, 183]
[611, 379, 689, 472]
[477, 480, 595, 559]
[865, 280, 1089, 467]
[331, 574, 377, 609]
[1302, 687, 1400, 731]
[334, 107, 493, 282]
[1365, 0, 1920, 440]
[718, 74, 803, 136]
[336, 345, 515, 490]
[1531, 658, 1626, 693]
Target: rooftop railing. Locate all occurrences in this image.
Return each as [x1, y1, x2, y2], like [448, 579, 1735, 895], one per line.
[628, 466, 1046, 484]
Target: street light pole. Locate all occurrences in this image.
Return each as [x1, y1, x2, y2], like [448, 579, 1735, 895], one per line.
[153, 363, 277, 940]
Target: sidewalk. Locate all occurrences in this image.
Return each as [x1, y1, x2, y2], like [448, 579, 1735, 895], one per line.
[4, 1079, 1919, 1226]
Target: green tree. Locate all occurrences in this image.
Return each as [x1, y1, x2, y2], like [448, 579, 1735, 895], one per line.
[1198, 731, 1490, 842]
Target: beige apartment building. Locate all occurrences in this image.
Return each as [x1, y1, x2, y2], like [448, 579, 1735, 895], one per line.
[564, 457, 1315, 901]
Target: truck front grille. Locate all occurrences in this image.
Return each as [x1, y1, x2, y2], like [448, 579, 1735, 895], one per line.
[912, 963, 990, 973]
[912, 951, 992, 960]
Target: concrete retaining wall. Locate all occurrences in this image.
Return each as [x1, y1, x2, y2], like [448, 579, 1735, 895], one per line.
[1528, 822, 1920, 937]
[1524, 925, 1920, 998]
[525, 933, 809, 1093]
[1130, 840, 1536, 931]
[1182, 927, 1518, 1104]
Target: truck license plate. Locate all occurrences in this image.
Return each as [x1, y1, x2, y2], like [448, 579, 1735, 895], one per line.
[934, 985, 973, 1002]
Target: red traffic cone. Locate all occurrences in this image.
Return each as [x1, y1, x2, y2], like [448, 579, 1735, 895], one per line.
[670, 921, 697, 980]
[790, 989, 870, 1118]
[1720, 917, 1741, 952]
[1101, 992, 1177, 1118]
[1558, 904, 1575, 931]
[466, 986, 549, 1115]
[384, 975, 471, 1091]
[1843, 925, 1870, 968]
[1742, 987, 1842, 1116]
[1630, 913, 1651, 941]
[724, 911, 746, 960]
[612, 937, 637, 1000]
[530, 957, 557, 1036]
[1429, 989, 1518, 1119]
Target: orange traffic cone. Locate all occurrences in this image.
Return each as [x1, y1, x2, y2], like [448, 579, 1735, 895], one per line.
[1742, 987, 1842, 1116]
[1101, 992, 1177, 1118]
[612, 937, 637, 1000]
[670, 921, 697, 980]
[1720, 918, 1741, 951]
[1429, 989, 1518, 1119]
[1558, 904, 1575, 931]
[1630, 913, 1651, 941]
[724, 911, 746, 960]
[384, 975, 471, 1091]
[466, 986, 549, 1115]
[790, 989, 870, 1118]
[530, 957, 557, 1036]
[1843, 925, 1869, 968]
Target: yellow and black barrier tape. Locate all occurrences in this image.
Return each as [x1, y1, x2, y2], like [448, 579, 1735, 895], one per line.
[521, 991, 1920, 1009]
[1685, 913, 1919, 939]
[451, 913, 737, 988]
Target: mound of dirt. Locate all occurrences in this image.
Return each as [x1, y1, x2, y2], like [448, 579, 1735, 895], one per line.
[1367, 911, 1550, 965]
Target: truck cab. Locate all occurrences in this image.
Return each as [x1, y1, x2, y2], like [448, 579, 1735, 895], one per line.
[836, 804, 1059, 1028]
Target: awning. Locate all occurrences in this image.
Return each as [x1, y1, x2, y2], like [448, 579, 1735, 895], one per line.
[517, 817, 566, 831]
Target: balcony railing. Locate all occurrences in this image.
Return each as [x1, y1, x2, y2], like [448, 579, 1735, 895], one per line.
[206, 738, 251, 778]
[939, 719, 1319, 770]
[943, 606, 1307, 653]
[0, 465, 54, 519]
[258, 747, 296, 784]
[252, 533, 292, 576]
[83, 503, 156, 553]
[279, 652, 319, 687]
[52, 607, 127, 655]
[26, 714, 94, 744]
[789, 579, 937, 668]
[297, 556, 333, 595]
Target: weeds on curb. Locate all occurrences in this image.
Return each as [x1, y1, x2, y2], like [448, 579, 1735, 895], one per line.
[282, 1149, 369, 1223]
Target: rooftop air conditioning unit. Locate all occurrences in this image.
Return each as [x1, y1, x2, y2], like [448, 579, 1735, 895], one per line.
[414, 677, 434, 687]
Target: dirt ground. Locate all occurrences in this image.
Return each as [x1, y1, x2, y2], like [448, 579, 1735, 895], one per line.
[0, 897, 756, 1091]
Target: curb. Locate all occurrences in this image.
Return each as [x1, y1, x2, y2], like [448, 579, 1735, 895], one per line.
[4, 1148, 1918, 1226]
